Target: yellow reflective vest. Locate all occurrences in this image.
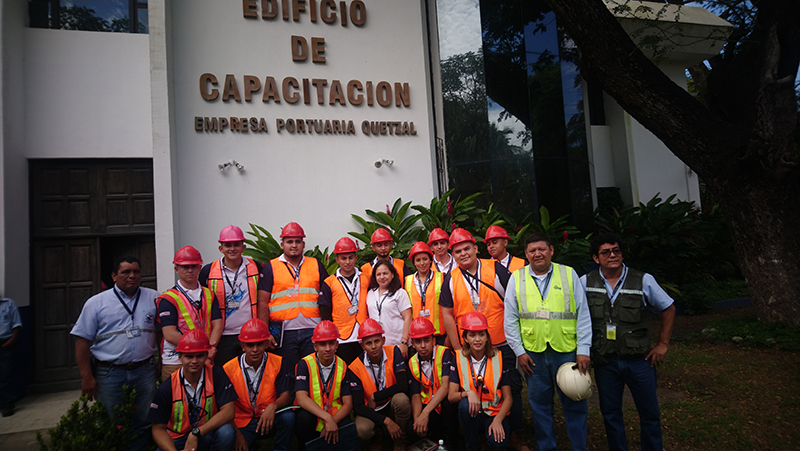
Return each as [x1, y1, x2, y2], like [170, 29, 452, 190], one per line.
[513, 263, 577, 353]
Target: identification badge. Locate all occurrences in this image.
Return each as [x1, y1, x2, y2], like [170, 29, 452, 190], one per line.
[420, 309, 431, 317]
[536, 310, 550, 319]
[347, 305, 358, 315]
[606, 323, 617, 340]
[126, 326, 141, 339]
[227, 301, 239, 309]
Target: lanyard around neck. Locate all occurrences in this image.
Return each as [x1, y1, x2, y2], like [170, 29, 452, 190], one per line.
[222, 258, 243, 294]
[113, 287, 141, 320]
[415, 271, 433, 308]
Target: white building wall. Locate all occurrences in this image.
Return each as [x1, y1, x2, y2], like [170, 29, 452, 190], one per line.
[166, 0, 437, 273]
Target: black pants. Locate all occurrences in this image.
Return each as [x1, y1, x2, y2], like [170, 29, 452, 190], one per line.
[214, 334, 243, 367]
[336, 342, 363, 365]
[295, 408, 353, 451]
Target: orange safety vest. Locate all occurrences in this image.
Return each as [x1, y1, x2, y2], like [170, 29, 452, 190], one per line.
[324, 272, 369, 340]
[450, 260, 507, 345]
[361, 258, 408, 288]
[268, 258, 322, 322]
[453, 350, 505, 417]
[159, 287, 216, 337]
[207, 259, 260, 321]
[497, 255, 526, 274]
[223, 353, 283, 428]
[405, 272, 445, 336]
[349, 346, 398, 403]
[300, 354, 348, 432]
[166, 368, 217, 439]
[408, 345, 447, 413]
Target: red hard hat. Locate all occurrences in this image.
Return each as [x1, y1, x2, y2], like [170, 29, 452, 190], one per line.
[408, 317, 435, 339]
[357, 318, 385, 340]
[449, 228, 476, 249]
[409, 241, 433, 260]
[173, 246, 203, 265]
[176, 329, 212, 353]
[428, 228, 450, 245]
[312, 320, 340, 342]
[460, 311, 489, 331]
[370, 228, 393, 244]
[238, 318, 271, 343]
[219, 225, 245, 243]
[334, 237, 358, 254]
[280, 222, 306, 238]
[484, 225, 510, 241]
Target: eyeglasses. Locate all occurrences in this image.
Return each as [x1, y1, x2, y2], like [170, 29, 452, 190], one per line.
[598, 248, 622, 257]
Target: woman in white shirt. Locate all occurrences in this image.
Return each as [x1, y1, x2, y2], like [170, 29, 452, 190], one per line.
[366, 260, 412, 358]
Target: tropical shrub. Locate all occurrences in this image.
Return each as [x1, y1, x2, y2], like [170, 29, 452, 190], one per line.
[349, 198, 424, 265]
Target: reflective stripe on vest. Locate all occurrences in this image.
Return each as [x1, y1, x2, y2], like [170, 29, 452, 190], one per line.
[349, 346, 397, 402]
[450, 259, 506, 345]
[167, 368, 217, 439]
[223, 354, 283, 428]
[268, 258, 321, 321]
[408, 345, 446, 413]
[455, 351, 503, 416]
[160, 288, 215, 336]
[513, 263, 577, 352]
[405, 272, 444, 335]
[324, 272, 369, 340]
[303, 354, 346, 432]
[207, 259, 259, 319]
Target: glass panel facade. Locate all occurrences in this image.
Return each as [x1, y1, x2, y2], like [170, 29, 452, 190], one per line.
[435, 0, 593, 232]
[28, 0, 148, 34]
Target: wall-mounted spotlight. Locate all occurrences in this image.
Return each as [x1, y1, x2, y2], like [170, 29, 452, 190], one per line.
[218, 160, 245, 173]
[374, 159, 394, 168]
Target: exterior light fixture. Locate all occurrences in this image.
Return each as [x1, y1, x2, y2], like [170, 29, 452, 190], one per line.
[374, 159, 394, 168]
[218, 160, 244, 172]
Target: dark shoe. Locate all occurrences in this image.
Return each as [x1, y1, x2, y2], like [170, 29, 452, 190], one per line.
[1, 407, 14, 417]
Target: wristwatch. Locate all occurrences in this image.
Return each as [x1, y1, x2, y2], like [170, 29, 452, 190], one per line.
[400, 338, 408, 345]
[191, 427, 202, 438]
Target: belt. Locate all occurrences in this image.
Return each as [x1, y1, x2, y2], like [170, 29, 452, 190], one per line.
[96, 358, 152, 370]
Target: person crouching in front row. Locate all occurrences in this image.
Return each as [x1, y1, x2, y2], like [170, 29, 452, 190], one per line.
[349, 318, 410, 451]
[448, 311, 512, 451]
[222, 319, 294, 451]
[294, 321, 355, 451]
[149, 329, 237, 451]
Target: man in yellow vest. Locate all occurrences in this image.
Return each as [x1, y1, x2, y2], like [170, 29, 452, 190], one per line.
[200, 225, 262, 366]
[319, 237, 369, 364]
[484, 225, 526, 273]
[348, 319, 410, 451]
[405, 242, 447, 346]
[223, 318, 294, 451]
[158, 246, 224, 379]
[294, 321, 355, 451]
[149, 329, 237, 451]
[504, 232, 592, 451]
[257, 222, 329, 380]
[360, 228, 412, 287]
[438, 229, 528, 451]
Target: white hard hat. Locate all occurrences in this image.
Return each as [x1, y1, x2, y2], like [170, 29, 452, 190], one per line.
[556, 362, 593, 401]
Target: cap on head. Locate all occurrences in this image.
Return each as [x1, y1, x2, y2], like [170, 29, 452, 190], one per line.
[312, 320, 340, 342]
[448, 228, 476, 249]
[176, 329, 212, 353]
[280, 222, 306, 239]
[357, 318, 385, 340]
[484, 225, 510, 241]
[333, 237, 358, 254]
[173, 246, 203, 265]
[408, 317, 435, 339]
[238, 318, 270, 343]
[427, 228, 450, 245]
[409, 241, 434, 260]
[219, 225, 245, 243]
[460, 311, 489, 331]
[370, 228, 393, 244]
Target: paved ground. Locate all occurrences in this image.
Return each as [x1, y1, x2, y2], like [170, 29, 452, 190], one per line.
[0, 390, 81, 451]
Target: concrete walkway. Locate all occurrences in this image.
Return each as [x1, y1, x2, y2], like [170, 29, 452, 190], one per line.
[0, 390, 81, 451]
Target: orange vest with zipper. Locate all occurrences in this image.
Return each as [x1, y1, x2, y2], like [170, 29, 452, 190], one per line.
[454, 350, 505, 417]
[207, 259, 260, 321]
[223, 353, 283, 428]
[450, 260, 506, 345]
[268, 258, 321, 321]
[348, 346, 398, 403]
[324, 272, 369, 340]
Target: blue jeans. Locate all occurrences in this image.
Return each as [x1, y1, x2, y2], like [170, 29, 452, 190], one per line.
[526, 348, 588, 451]
[239, 409, 295, 451]
[164, 423, 237, 451]
[497, 344, 524, 430]
[0, 344, 15, 410]
[457, 397, 509, 451]
[275, 328, 315, 377]
[594, 355, 662, 451]
[95, 360, 157, 451]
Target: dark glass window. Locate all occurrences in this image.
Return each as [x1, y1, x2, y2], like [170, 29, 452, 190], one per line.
[435, 0, 593, 232]
[29, 0, 148, 34]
